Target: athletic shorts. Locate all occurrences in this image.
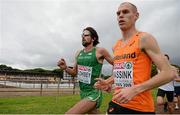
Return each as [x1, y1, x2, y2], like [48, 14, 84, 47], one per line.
[107, 101, 155, 114]
[157, 88, 174, 102]
[174, 86, 180, 96]
[80, 89, 102, 108]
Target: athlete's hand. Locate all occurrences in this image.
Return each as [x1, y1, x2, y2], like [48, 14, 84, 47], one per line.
[112, 86, 138, 104]
[57, 58, 67, 70]
[94, 78, 112, 93]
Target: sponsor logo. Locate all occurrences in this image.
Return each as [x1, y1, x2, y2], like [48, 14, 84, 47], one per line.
[114, 62, 132, 69]
[78, 65, 91, 71]
[114, 52, 136, 60]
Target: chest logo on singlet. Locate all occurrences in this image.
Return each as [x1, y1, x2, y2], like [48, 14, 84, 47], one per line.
[77, 65, 92, 84]
[114, 52, 136, 61]
[113, 62, 134, 87]
[88, 53, 92, 55]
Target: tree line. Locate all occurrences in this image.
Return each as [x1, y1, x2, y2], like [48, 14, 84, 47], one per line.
[0, 64, 63, 77]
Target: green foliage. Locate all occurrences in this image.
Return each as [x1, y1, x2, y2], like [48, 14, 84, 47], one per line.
[52, 69, 63, 77]
[24, 68, 51, 74]
[0, 64, 63, 77]
[0, 64, 13, 70]
[151, 64, 157, 77]
[52, 69, 63, 74]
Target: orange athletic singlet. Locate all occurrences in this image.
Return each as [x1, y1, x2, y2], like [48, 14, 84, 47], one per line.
[112, 32, 154, 112]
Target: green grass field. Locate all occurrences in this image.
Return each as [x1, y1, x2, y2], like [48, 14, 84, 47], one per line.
[0, 90, 157, 114]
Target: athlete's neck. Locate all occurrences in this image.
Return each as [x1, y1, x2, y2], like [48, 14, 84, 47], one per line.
[121, 27, 138, 41]
[84, 45, 94, 53]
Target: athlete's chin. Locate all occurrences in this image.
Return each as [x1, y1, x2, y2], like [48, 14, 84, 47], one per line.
[119, 26, 128, 31]
[82, 43, 87, 47]
[82, 43, 88, 47]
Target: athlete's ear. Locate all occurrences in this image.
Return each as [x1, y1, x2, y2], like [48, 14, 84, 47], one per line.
[135, 12, 139, 21]
[92, 37, 96, 41]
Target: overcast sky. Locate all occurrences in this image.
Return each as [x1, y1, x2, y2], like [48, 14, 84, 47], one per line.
[0, 0, 179, 75]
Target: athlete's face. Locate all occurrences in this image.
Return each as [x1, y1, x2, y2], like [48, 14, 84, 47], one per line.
[82, 30, 93, 47]
[117, 3, 139, 31]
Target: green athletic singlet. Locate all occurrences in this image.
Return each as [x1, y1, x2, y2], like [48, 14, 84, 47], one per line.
[77, 47, 102, 108]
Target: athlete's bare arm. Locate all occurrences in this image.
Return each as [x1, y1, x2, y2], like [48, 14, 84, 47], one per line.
[57, 50, 80, 77]
[96, 47, 113, 65]
[94, 61, 114, 92]
[94, 76, 114, 92]
[94, 47, 114, 92]
[135, 33, 176, 92]
[64, 62, 77, 77]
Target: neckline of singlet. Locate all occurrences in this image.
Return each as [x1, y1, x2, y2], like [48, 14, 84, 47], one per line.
[82, 47, 95, 53]
[119, 32, 141, 47]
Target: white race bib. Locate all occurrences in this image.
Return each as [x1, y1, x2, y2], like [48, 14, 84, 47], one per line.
[77, 65, 92, 84]
[113, 62, 133, 87]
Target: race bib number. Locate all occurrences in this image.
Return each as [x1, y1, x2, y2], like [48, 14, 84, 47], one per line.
[113, 62, 133, 87]
[77, 65, 92, 84]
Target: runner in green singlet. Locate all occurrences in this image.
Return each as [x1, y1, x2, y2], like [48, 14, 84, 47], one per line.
[57, 27, 113, 114]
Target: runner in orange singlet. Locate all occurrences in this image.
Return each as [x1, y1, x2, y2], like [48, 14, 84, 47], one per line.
[94, 2, 177, 114]
[111, 32, 154, 113]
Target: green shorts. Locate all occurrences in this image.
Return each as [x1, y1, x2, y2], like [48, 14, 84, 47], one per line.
[80, 89, 102, 108]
